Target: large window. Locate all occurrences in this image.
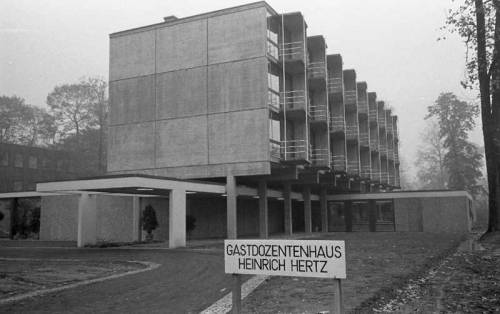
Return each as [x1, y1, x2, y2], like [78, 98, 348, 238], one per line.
[0, 152, 8, 166]
[328, 202, 346, 232]
[267, 13, 280, 60]
[352, 201, 370, 231]
[14, 154, 23, 168]
[28, 156, 37, 169]
[269, 118, 281, 159]
[376, 200, 395, 231]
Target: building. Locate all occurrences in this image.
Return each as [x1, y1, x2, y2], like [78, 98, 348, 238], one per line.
[0, 2, 473, 247]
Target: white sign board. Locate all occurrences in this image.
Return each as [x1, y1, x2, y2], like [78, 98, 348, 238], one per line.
[224, 239, 346, 279]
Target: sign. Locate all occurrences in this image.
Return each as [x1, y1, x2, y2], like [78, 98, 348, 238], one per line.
[224, 239, 346, 279]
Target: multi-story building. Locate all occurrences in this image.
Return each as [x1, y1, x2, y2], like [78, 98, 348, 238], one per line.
[107, 2, 400, 191]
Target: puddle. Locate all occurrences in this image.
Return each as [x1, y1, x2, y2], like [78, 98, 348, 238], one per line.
[457, 239, 485, 252]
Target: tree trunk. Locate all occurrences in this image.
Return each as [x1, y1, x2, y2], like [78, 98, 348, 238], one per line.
[477, 0, 499, 232]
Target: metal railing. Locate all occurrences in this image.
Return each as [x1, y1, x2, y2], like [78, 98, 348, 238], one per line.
[360, 165, 371, 178]
[369, 109, 378, 122]
[379, 144, 387, 156]
[331, 155, 346, 171]
[359, 133, 369, 147]
[327, 77, 343, 94]
[369, 140, 379, 151]
[346, 160, 359, 175]
[329, 115, 345, 133]
[309, 105, 328, 121]
[310, 148, 330, 167]
[344, 90, 357, 105]
[378, 115, 386, 127]
[358, 100, 368, 114]
[345, 125, 358, 140]
[280, 90, 306, 111]
[308, 61, 326, 79]
[280, 139, 308, 161]
[280, 41, 304, 61]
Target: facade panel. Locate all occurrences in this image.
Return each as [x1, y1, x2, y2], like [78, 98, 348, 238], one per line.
[109, 75, 155, 125]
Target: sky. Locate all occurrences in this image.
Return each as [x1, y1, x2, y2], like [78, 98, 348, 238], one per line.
[0, 0, 483, 179]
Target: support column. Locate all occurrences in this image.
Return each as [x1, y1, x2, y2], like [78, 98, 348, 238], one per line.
[169, 188, 186, 248]
[283, 183, 292, 236]
[132, 196, 141, 242]
[226, 175, 237, 239]
[77, 193, 97, 248]
[303, 186, 312, 234]
[320, 187, 328, 233]
[258, 180, 268, 239]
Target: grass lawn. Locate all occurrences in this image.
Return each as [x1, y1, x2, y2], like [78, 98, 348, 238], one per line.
[241, 232, 465, 313]
[0, 258, 148, 301]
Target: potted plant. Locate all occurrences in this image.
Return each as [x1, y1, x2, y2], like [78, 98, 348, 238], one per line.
[142, 204, 158, 242]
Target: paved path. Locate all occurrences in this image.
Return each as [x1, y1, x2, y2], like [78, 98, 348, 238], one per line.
[0, 247, 232, 313]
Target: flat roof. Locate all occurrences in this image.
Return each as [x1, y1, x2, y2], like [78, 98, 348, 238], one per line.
[328, 190, 472, 201]
[36, 176, 226, 195]
[110, 1, 277, 38]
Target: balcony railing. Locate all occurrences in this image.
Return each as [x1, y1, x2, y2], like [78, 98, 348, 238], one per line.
[345, 125, 358, 140]
[389, 175, 396, 186]
[310, 148, 330, 167]
[280, 41, 304, 61]
[379, 144, 387, 156]
[346, 160, 359, 175]
[280, 90, 306, 111]
[369, 109, 378, 122]
[360, 165, 371, 178]
[387, 148, 394, 159]
[331, 154, 346, 171]
[358, 100, 368, 115]
[308, 61, 326, 79]
[329, 115, 345, 133]
[309, 105, 328, 121]
[327, 77, 343, 94]
[369, 140, 379, 151]
[359, 133, 369, 147]
[344, 90, 357, 105]
[378, 115, 386, 127]
[280, 139, 308, 161]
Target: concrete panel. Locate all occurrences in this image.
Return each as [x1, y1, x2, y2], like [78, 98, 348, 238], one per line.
[156, 116, 208, 167]
[40, 195, 78, 241]
[208, 110, 269, 164]
[394, 198, 423, 232]
[422, 197, 469, 233]
[208, 58, 267, 113]
[157, 68, 207, 119]
[156, 20, 207, 73]
[110, 30, 155, 81]
[96, 195, 134, 243]
[107, 122, 155, 172]
[109, 75, 155, 126]
[208, 7, 266, 64]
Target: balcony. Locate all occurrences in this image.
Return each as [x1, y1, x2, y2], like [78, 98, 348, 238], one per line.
[280, 90, 306, 113]
[358, 100, 368, 115]
[346, 160, 359, 175]
[389, 175, 396, 186]
[280, 139, 308, 161]
[345, 125, 358, 141]
[344, 90, 357, 105]
[369, 140, 378, 152]
[309, 104, 328, 123]
[280, 41, 304, 63]
[329, 115, 345, 133]
[360, 165, 371, 179]
[369, 109, 378, 123]
[308, 61, 326, 80]
[331, 154, 346, 172]
[310, 148, 330, 168]
[359, 132, 369, 147]
[327, 77, 343, 94]
[378, 115, 386, 128]
[395, 150, 400, 164]
[379, 144, 387, 156]
[387, 148, 394, 159]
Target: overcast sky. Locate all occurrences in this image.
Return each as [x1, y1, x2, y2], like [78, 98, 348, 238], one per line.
[0, 0, 482, 178]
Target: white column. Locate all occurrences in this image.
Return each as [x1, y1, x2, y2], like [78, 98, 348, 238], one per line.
[77, 193, 97, 248]
[169, 188, 186, 248]
[132, 196, 141, 242]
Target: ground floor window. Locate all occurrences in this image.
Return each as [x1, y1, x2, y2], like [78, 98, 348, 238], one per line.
[352, 201, 370, 231]
[328, 202, 346, 231]
[375, 200, 395, 231]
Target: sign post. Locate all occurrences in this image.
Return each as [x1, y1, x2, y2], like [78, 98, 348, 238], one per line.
[225, 239, 346, 313]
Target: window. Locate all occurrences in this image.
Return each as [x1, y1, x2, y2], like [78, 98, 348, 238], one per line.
[269, 118, 281, 159]
[13, 181, 23, 192]
[14, 154, 23, 168]
[28, 156, 37, 169]
[0, 152, 8, 166]
[268, 72, 280, 92]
